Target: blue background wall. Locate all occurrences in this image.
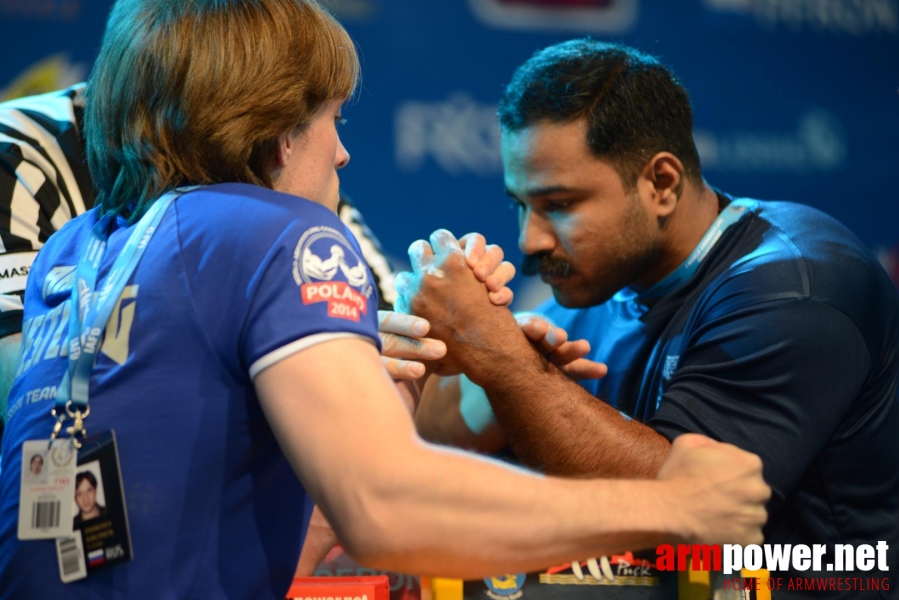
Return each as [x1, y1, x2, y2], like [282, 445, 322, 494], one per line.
[2, 0, 898, 305]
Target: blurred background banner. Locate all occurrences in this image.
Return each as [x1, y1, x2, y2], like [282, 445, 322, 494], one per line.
[3, 0, 898, 305]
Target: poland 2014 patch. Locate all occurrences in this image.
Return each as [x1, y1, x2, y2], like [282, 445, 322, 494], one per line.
[293, 226, 373, 322]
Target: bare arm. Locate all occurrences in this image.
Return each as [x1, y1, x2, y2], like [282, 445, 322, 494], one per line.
[480, 351, 669, 478]
[415, 370, 667, 478]
[415, 374, 506, 453]
[400, 230, 670, 478]
[416, 314, 607, 458]
[254, 336, 768, 578]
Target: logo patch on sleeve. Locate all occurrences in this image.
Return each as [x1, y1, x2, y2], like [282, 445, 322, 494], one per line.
[292, 226, 373, 322]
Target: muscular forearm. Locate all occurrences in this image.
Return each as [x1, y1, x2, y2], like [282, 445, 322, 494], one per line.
[462, 333, 671, 478]
[258, 340, 689, 580]
[337, 435, 688, 578]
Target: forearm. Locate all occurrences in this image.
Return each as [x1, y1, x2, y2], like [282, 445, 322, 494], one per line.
[256, 340, 685, 580]
[415, 375, 505, 453]
[462, 334, 670, 478]
[337, 434, 685, 578]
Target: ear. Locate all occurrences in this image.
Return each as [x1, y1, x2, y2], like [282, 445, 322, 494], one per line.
[275, 130, 293, 169]
[639, 152, 684, 219]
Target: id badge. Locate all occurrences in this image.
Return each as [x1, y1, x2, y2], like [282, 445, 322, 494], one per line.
[18, 439, 76, 540]
[55, 430, 133, 583]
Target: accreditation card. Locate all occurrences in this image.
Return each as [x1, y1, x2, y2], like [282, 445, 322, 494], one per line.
[18, 439, 76, 540]
[55, 430, 133, 583]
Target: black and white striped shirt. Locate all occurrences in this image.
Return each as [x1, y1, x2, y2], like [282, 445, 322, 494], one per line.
[0, 85, 395, 337]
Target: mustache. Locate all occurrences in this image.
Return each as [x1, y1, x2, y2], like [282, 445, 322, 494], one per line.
[521, 253, 572, 278]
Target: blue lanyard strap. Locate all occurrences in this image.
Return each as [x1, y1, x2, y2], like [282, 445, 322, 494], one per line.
[636, 199, 757, 303]
[51, 189, 189, 441]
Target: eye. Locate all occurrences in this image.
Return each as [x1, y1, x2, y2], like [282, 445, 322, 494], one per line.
[335, 116, 347, 126]
[508, 198, 524, 212]
[545, 199, 573, 212]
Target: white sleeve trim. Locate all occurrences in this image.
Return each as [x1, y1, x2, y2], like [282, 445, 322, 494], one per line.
[249, 332, 377, 379]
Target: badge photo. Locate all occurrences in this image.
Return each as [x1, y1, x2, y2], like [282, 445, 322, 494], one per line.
[56, 431, 133, 583]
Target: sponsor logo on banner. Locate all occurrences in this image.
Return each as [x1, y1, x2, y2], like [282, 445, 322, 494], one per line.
[483, 574, 526, 600]
[468, 0, 638, 33]
[702, 0, 898, 35]
[694, 109, 847, 173]
[395, 100, 848, 177]
[395, 94, 501, 176]
[293, 226, 373, 322]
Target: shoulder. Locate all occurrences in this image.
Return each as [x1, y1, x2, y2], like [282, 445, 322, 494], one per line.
[25, 209, 99, 293]
[36, 208, 97, 254]
[703, 199, 889, 310]
[176, 183, 347, 239]
[174, 183, 362, 265]
[695, 199, 898, 353]
[173, 183, 375, 295]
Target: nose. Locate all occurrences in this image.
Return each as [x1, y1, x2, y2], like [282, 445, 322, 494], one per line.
[518, 208, 556, 255]
[335, 136, 350, 169]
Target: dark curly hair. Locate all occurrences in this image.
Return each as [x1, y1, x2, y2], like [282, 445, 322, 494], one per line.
[498, 39, 702, 190]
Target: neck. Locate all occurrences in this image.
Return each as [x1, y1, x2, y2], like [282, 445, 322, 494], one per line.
[632, 181, 720, 296]
[670, 180, 721, 261]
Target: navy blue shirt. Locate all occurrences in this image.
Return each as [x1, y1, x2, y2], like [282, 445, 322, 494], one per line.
[542, 196, 899, 598]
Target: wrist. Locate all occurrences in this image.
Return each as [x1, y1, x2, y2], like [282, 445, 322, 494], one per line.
[653, 479, 695, 545]
[568, 479, 692, 552]
[451, 315, 543, 386]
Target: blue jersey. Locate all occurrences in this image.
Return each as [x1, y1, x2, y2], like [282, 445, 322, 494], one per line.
[541, 196, 899, 597]
[0, 183, 380, 599]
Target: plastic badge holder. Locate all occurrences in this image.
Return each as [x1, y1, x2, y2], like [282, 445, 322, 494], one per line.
[288, 575, 391, 600]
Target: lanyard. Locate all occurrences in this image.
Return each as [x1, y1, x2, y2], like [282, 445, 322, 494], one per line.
[636, 198, 757, 303]
[50, 189, 189, 445]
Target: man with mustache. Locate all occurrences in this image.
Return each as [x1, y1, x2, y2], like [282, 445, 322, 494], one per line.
[404, 40, 899, 596]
